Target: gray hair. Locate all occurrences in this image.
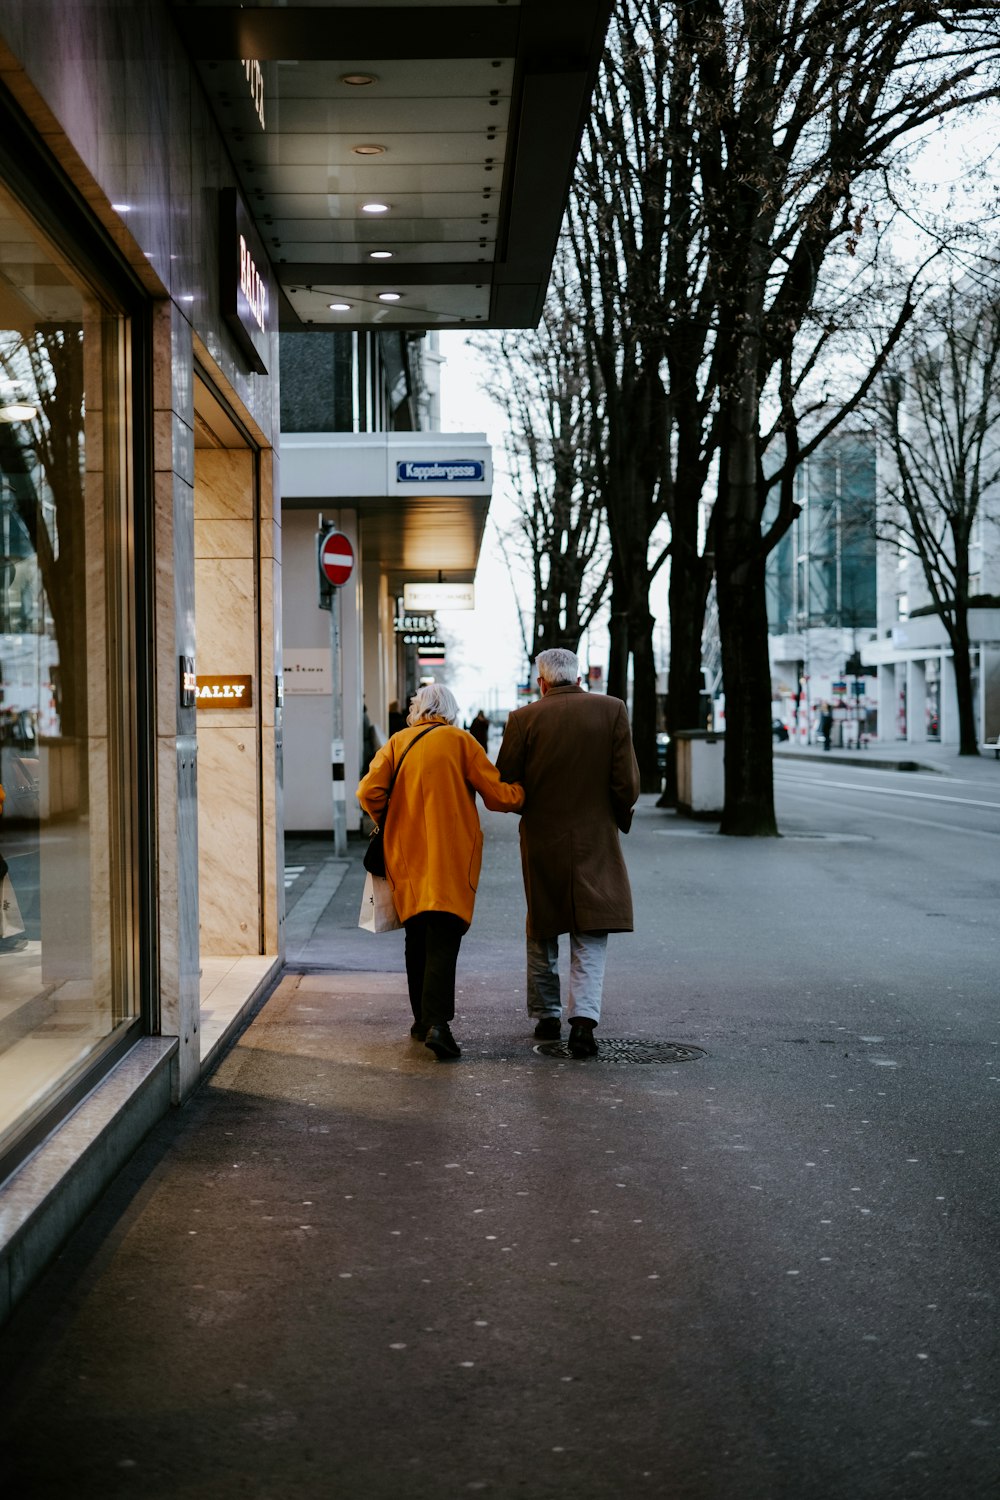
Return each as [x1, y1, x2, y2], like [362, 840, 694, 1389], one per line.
[535, 647, 580, 687]
[407, 683, 459, 725]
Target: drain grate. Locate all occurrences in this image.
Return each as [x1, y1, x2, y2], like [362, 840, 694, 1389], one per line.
[534, 1038, 706, 1064]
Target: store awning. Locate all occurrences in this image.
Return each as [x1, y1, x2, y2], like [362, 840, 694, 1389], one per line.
[170, 0, 612, 331]
[280, 431, 491, 586]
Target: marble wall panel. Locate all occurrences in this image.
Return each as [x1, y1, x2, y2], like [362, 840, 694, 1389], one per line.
[157, 733, 201, 1098]
[194, 559, 256, 681]
[196, 519, 254, 562]
[197, 726, 261, 956]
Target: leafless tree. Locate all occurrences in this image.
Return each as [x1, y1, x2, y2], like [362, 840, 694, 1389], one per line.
[477, 257, 610, 675]
[573, 0, 1000, 830]
[0, 326, 86, 748]
[878, 270, 1000, 754]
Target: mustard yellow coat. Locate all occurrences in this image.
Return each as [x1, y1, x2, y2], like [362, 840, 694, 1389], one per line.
[356, 720, 525, 925]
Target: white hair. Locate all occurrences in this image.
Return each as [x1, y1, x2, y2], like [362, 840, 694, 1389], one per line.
[535, 647, 580, 686]
[407, 683, 459, 725]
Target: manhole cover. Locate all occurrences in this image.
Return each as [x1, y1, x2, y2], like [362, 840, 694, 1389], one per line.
[534, 1038, 706, 1064]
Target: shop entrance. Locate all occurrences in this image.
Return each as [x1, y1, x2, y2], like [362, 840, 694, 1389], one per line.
[192, 374, 273, 1056]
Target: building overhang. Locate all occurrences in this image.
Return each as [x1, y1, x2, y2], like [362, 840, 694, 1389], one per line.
[170, 1, 612, 331]
[281, 430, 491, 589]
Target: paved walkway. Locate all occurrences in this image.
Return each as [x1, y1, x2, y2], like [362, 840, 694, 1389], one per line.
[1, 780, 998, 1499]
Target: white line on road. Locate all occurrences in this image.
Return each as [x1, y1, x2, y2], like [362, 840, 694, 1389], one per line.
[776, 773, 1000, 812]
[776, 786, 1000, 838]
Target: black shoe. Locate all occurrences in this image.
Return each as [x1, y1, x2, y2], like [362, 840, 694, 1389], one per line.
[533, 1017, 562, 1041]
[568, 1021, 598, 1058]
[410, 1022, 428, 1041]
[424, 1023, 461, 1060]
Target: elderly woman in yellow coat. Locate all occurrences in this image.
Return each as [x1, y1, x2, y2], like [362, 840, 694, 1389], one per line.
[357, 683, 525, 1060]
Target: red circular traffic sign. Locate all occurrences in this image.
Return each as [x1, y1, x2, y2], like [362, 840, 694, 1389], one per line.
[319, 529, 354, 587]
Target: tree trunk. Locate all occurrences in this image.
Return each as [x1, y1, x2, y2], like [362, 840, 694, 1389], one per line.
[716, 358, 779, 836]
[716, 547, 778, 835]
[629, 602, 660, 792]
[949, 610, 980, 756]
[606, 585, 630, 702]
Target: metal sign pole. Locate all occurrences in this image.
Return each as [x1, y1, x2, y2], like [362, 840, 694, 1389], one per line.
[318, 512, 348, 856]
[330, 571, 347, 857]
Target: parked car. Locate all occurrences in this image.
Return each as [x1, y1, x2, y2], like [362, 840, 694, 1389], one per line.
[772, 719, 790, 742]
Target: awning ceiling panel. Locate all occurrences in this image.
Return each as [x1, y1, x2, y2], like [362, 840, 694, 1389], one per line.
[170, 0, 612, 330]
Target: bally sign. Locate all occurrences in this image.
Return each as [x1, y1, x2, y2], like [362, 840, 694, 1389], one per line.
[196, 674, 254, 708]
[221, 188, 273, 375]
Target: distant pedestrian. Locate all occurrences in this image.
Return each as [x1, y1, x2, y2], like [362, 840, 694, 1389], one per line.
[387, 699, 406, 735]
[820, 702, 834, 752]
[468, 709, 490, 750]
[496, 648, 640, 1058]
[357, 684, 524, 1061]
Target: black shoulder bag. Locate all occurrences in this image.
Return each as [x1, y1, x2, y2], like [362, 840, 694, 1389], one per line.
[363, 723, 445, 876]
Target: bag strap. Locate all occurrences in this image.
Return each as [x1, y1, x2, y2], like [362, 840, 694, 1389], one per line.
[375, 722, 446, 832]
[388, 721, 445, 796]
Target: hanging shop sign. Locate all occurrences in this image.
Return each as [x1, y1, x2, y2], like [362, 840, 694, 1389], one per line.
[220, 187, 274, 375]
[196, 674, 254, 708]
[403, 582, 475, 611]
[394, 614, 436, 633]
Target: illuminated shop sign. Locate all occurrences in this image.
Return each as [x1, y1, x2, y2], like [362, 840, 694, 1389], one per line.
[196, 674, 254, 708]
[242, 58, 265, 130]
[403, 582, 475, 611]
[220, 187, 273, 375]
[396, 460, 485, 484]
[393, 614, 436, 633]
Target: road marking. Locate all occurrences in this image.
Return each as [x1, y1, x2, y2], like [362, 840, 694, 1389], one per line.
[776, 786, 1000, 838]
[776, 773, 1000, 812]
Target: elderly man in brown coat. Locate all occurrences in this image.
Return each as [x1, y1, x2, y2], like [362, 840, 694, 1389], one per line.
[497, 647, 640, 1057]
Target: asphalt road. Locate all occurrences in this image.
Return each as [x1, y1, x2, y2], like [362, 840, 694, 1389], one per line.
[0, 760, 998, 1499]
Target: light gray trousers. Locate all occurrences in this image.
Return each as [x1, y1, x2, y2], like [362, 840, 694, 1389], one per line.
[526, 931, 609, 1024]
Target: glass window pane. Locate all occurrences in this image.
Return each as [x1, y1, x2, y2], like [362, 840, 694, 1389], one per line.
[0, 180, 136, 1158]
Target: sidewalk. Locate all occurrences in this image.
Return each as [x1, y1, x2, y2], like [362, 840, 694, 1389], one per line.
[1, 797, 999, 1498]
[775, 737, 1000, 780]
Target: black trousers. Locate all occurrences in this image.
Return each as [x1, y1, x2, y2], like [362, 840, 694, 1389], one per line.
[404, 911, 468, 1027]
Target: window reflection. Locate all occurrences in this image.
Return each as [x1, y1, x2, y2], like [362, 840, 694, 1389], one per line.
[0, 183, 135, 1159]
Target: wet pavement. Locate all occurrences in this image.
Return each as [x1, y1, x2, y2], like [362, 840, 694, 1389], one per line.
[0, 772, 998, 1499]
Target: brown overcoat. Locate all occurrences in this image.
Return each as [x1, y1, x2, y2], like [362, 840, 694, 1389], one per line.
[496, 685, 640, 939]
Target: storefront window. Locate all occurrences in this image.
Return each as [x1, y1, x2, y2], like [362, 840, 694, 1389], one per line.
[0, 179, 137, 1162]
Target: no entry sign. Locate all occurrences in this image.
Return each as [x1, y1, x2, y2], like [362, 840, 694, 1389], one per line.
[319, 529, 354, 588]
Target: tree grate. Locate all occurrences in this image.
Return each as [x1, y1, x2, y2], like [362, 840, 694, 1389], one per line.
[534, 1038, 706, 1064]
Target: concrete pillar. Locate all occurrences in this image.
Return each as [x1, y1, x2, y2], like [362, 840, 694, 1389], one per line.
[939, 653, 959, 746]
[877, 665, 895, 742]
[906, 659, 927, 743]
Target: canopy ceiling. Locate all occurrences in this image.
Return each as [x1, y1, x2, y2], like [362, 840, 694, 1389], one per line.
[170, 0, 611, 331]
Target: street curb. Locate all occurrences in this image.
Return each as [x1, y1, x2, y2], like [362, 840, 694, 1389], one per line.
[774, 749, 944, 775]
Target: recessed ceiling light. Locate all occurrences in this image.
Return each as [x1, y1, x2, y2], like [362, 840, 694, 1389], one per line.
[112, 203, 131, 213]
[369, 250, 393, 260]
[341, 72, 377, 86]
[378, 292, 401, 302]
[353, 144, 386, 157]
[362, 202, 390, 214]
[328, 302, 352, 311]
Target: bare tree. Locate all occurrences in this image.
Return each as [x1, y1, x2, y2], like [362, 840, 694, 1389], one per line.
[477, 257, 609, 674]
[682, 1, 998, 831]
[0, 326, 86, 749]
[572, 0, 999, 830]
[570, 12, 695, 793]
[878, 271, 1000, 754]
